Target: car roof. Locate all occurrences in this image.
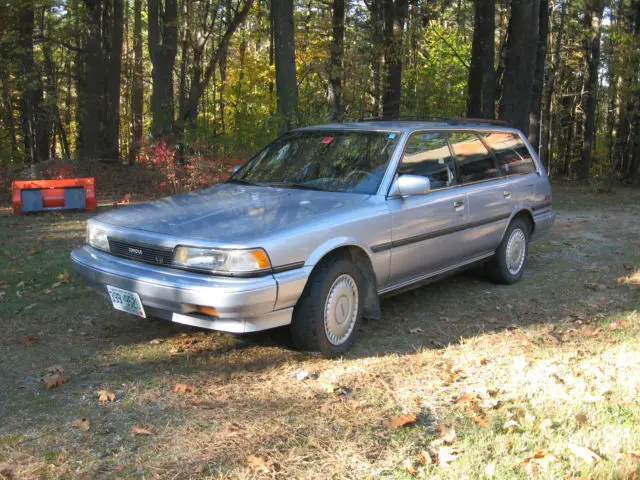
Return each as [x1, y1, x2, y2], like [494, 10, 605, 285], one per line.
[295, 120, 521, 135]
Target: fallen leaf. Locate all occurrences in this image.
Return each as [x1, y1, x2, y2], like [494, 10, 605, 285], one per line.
[22, 335, 38, 346]
[57, 271, 71, 283]
[97, 390, 116, 404]
[384, 413, 417, 429]
[43, 374, 70, 389]
[504, 420, 520, 430]
[473, 415, 490, 427]
[567, 443, 601, 463]
[418, 450, 433, 466]
[295, 369, 311, 381]
[72, 418, 91, 432]
[149, 338, 164, 345]
[131, 425, 155, 436]
[403, 458, 419, 475]
[437, 425, 457, 444]
[46, 365, 64, 374]
[575, 412, 589, 427]
[536, 418, 553, 432]
[194, 463, 205, 474]
[321, 382, 339, 393]
[437, 446, 463, 467]
[174, 383, 195, 394]
[520, 450, 558, 474]
[247, 455, 271, 473]
[409, 327, 425, 334]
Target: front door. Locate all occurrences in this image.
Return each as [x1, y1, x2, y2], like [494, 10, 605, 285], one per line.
[387, 131, 468, 287]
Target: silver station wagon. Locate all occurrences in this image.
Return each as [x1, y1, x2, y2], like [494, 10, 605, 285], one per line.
[71, 120, 556, 356]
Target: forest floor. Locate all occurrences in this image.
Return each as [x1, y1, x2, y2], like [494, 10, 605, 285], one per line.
[0, 184, 639, 479]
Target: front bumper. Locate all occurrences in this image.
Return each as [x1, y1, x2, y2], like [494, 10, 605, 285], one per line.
[70, 246, 309, 333]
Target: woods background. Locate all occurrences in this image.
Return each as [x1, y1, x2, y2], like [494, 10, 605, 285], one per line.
[1, 0, 639, 193]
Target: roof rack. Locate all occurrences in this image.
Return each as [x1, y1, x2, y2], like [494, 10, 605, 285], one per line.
[354, 116, 508, 127]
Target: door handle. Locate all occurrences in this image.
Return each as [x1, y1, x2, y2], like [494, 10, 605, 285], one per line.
[503, 190, 513, 199]
[453, 200, 465, 213]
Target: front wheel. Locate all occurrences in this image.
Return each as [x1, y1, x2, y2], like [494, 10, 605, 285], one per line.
[486, 218, 530, 284]
[290, 256, 365, 357]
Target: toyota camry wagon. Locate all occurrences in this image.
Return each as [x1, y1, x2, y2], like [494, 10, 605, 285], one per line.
[71, 120, 556, 356]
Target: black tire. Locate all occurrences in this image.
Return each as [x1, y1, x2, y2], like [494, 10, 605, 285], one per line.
[290, 255, 365, 357]
[486, 217, 531, 285]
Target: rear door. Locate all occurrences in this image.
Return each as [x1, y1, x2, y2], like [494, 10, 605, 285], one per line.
[448, 132, 512, 258]
[480, 131, 538, 207]
[386, 131, 468, 286]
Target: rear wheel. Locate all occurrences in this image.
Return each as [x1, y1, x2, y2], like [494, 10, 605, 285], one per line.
[486, 217, 530, 284]
[290, 256, 365, 357]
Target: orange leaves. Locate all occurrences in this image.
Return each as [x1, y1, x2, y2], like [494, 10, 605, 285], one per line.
[44, 374, 70, 389]
[131, 425, 155, 436]
[246, 455, 273, 474]
[174, 383, 196, 394]
[98, 390, 116, 404]
[383, 413, 417, 429]
[43, 365, 69, 389]
[520, 450, 558, 474]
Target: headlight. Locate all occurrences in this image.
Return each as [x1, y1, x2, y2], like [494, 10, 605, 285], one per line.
[87, 223, 110, 252]
[173, 247, 271, 274]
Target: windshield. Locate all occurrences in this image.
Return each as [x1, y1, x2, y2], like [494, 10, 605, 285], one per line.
[230, 130, 401, 194]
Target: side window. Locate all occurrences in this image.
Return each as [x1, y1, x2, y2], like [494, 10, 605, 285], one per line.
[398, 132, 456, 190]
[449, 132, 499, 184]
[481, 132, 537, 175]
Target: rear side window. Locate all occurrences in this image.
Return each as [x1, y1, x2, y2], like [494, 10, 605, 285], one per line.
[481, 132, 537, 175]
[399, 132, 456, 190]
[449, 132, 499, 184]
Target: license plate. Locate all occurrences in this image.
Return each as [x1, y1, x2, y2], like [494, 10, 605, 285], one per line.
[106, 285, 146, 318]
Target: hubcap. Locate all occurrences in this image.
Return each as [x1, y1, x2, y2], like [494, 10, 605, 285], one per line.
[506, 228, 527, 275]
[324, 274, 359, 346]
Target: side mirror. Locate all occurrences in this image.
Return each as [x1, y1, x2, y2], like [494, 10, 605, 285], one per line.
[390, 175, 431, 197]
[231, 164, 243, 175]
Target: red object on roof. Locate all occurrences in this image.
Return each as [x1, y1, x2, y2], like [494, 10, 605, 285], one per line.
[11, 178, 97, 214]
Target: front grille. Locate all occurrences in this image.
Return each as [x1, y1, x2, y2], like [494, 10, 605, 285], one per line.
[108, 239, 174, 267]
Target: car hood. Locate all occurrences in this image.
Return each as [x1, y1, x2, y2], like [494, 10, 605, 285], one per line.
[95, 183, 368, 243]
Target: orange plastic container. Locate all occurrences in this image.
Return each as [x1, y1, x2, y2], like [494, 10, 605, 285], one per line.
[11, 178, 96, 214]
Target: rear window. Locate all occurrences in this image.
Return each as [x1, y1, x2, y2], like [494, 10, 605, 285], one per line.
[481, 132, 537, 175]
[449, 132, 499, 184]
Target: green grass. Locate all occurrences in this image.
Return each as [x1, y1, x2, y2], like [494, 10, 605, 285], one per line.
[0, 184, 639, 479]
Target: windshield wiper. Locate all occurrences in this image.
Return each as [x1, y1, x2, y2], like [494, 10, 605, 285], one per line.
[267, 182, 330, 192]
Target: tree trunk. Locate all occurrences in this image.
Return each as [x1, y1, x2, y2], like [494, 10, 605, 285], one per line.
[370, 0, 384, 117]
[540, 0, 565, 170]
[18, 0, 39, 163]
[1, 72, 18, 160]
[130, 0, 143, 164]
[105, 0, 123, 161]
[148, 0, 178, 138]
[381, 0, 408, 119]
[529, 0, 549, 149]
[327, 0, 345, 121]
[499, 0, 540, 133]
[580, 0, 605, 181]
[467, 0, 496, 119]
[81, 0, 105, 160]
[272, 0, 299, 130]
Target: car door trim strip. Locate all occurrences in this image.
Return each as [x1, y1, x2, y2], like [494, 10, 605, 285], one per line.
[370, 213, 511, 253]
